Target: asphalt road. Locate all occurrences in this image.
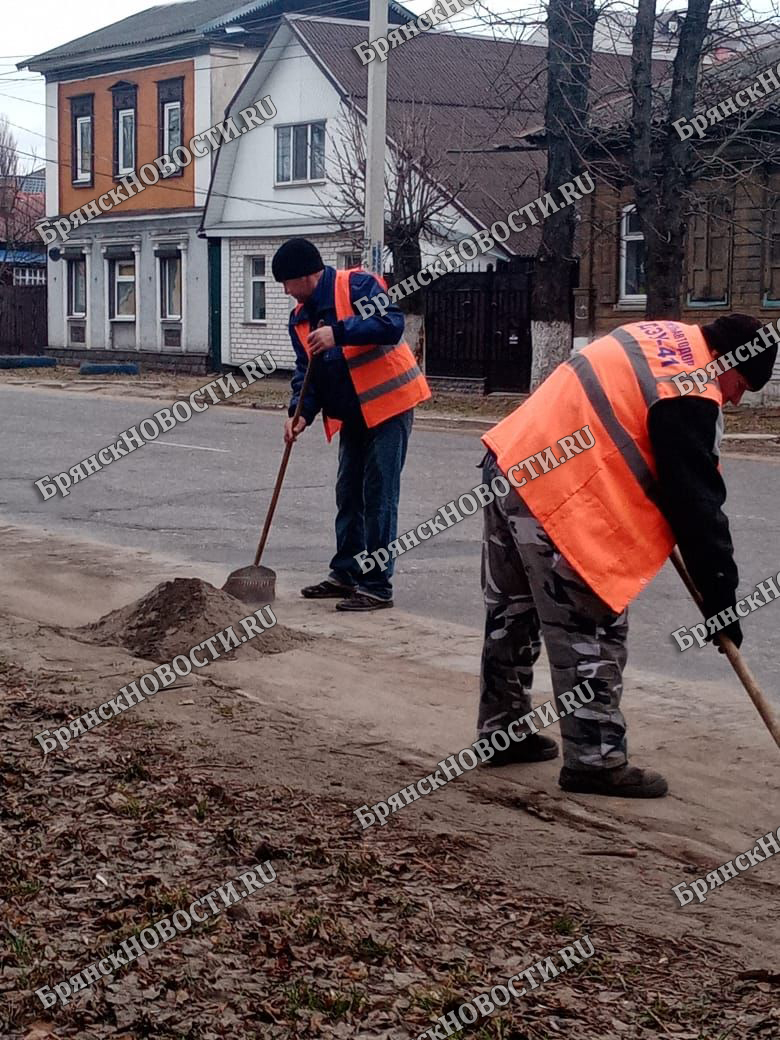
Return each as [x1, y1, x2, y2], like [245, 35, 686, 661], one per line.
[2, 385, 779, 692]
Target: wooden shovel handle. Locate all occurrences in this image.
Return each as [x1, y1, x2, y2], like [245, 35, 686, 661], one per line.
[670, 547, 780, 750]
[253, 351, 317, 568]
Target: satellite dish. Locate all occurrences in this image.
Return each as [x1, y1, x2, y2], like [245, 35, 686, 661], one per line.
[48, 247, 61, 261]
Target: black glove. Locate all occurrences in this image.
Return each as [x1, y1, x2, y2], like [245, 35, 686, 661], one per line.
[702, 598, 743, 651]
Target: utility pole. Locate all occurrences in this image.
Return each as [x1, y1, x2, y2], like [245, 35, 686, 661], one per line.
[363, 0, 387, 275]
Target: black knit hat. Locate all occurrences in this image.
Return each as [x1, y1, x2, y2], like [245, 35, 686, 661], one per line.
[271, 238, 324, 282]
[701, 314, 777, 391]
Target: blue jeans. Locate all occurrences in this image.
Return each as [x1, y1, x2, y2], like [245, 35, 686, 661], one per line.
[329, 409, 413, 599]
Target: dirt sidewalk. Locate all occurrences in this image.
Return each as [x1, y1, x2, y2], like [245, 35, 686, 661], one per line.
[2, 522, 779, 1039]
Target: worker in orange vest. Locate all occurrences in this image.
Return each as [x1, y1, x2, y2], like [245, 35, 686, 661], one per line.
[272, 238, 430, 611]
[478, 314, 777, 797]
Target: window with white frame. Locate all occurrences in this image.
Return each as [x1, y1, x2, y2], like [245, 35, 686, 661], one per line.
[66, 258, 86, 315]
[337, 251, 362, 269]
[275, 122, 326, 184]
[157, 77, 184, 176]
[163, 102, 182, 157]
[75, 116, 92, 183]
[109, 258, 136, 319]
[117, 109, 135, 175]
[245, 256, 266, 321]
[160, 254, 182, 320]
[13, 266, 46, 286]
[619, 205, 646, 303]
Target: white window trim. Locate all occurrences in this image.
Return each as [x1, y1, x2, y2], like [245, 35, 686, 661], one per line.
[75, 116, 92, 182]
[111, 258, 136, 321]
[117, 109, 135, 176]
[66, 258, 87, 317]
[64, 246, 90, 348]
[163, 101, 182, 158]
[159, 254, 182, 321]
[619, 205, 646, 305]
[274, 121, 326, 186]
[244, 255, 267, 323]
[13, 267, 46, 286]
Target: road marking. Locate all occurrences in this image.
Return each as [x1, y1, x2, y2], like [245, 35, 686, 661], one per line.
[149, 441, 229, 453]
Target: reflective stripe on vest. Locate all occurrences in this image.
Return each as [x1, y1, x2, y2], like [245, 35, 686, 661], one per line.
[294, 269, 430, 440]
[334, 269, 430, 427]
[567, 351, 662, 509]
[482, 321, 722, 612]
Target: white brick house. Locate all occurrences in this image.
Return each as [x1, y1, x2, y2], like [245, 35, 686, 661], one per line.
[201, 14, 515, 371]
[225, 233, 364, 370]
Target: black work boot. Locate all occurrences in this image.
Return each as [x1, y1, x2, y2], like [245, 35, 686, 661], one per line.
[482, 733, 559, 766]
[559, 764, 668, 798]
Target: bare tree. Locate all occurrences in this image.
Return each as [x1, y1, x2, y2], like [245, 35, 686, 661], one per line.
[530, 0, 597, 387]
[631, 0, 713, 316]
[578, 1, 780, 319]
[0, 117, 41, 284]
[474, 0, 780, 353]
[319, 100, 471, 359]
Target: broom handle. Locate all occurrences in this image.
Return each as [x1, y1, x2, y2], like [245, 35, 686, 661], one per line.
[670, 547, 780, 750]
[253, 349, 317, 568]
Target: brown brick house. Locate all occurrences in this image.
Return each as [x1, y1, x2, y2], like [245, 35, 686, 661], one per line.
[575, 43, 780, 400]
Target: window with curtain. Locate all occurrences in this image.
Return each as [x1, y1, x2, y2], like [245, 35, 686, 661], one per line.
[70, 95, 93, 185]
[160, 254, 182, 319]
[275, 122, 326, 183]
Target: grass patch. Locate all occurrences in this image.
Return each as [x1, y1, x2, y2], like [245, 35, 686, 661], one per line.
[283, 980, 367, 1020]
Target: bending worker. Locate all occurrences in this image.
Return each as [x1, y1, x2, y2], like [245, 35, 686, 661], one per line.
[272, 238, 430, 611]
[477, 315, 777, 797]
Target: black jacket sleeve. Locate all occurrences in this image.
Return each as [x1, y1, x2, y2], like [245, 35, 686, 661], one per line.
[648, 397, 741, 645]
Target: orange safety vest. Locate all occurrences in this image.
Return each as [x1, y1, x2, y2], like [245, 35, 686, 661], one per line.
[292, 268, 431, 440]
[482, 320, 723, 613]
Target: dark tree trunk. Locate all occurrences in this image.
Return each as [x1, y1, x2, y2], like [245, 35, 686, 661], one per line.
[388, 234, 423, 315]
[530, 0, 596, 388]
[387, 232, 426, 365]
[631, 0, 712, 317]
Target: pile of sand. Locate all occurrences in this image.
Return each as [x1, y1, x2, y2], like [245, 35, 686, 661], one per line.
[74, 578, 310, 663]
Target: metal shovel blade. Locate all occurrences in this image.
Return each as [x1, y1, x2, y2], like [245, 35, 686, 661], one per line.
[222, 564, 276, 606]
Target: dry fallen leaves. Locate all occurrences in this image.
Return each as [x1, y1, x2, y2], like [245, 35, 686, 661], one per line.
[1, 658, 776, 1039]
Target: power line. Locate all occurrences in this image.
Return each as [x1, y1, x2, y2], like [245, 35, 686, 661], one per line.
[9, 138, 339, 221]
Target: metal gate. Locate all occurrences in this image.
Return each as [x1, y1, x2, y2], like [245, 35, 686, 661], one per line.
[423, 261, 532, 392]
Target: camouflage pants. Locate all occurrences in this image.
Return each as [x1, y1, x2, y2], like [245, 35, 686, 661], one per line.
[479, 453, 629, 770]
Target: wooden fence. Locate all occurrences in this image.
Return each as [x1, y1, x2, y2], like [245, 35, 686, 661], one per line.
[0, 285, 47, 354]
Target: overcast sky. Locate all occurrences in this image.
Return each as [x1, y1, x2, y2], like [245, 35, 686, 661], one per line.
[1, 0, 773, 170]
[1, 0, 497, 165]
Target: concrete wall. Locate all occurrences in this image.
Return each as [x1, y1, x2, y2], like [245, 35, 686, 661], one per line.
[47, 213, 208, 356]
[209, 46, 260, 127]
